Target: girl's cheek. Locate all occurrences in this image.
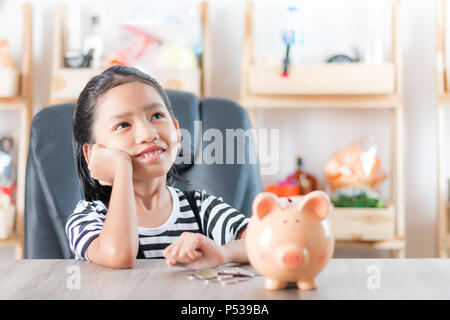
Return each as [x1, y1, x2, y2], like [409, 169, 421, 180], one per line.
[107, 136, 132, 151]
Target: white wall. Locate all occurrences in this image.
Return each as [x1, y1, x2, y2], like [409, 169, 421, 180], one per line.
[0, 0, 446, 258]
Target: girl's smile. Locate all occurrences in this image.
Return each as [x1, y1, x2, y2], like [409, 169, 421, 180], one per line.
[91, 81, 181, 179]
[134, 144, 166, 162]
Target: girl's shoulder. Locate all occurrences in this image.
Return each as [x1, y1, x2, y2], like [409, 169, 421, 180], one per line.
[171, 187, 224, 204]
[73, 199, 108, 216]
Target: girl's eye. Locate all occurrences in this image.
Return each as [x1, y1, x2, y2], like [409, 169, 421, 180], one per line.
[151, 112, 164, 120]
[115, 122, 131, 130]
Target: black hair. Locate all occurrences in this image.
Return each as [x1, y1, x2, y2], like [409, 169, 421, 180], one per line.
[73, 65, 183, 206]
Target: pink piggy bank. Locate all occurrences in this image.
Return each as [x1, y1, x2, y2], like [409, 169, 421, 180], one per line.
[246, 191, 334, 290]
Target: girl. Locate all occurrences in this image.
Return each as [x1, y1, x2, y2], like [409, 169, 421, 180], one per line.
[65, 66, 249, 269]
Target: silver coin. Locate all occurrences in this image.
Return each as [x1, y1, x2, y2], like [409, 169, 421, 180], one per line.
[217, 275, 233, 281]
[204, 278, 219, 284]
[220, 278, 237, 285]
[187, 275, 197, 280]
[218, 267, 255, 277]
[195, 268, 218, 279]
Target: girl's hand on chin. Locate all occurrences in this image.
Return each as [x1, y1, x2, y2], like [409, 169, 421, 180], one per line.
[87, 144, 132, 186]
[163, 232, 226, 270]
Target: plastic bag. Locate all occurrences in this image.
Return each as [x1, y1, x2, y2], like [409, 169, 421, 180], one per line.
[101, 3, 201, 71]
[324, 136, 387, 208]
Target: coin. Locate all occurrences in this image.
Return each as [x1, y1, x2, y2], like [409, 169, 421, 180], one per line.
[218, 267, 255, 277]
[187, 275, 197, 280]
[217, 275, 233, 281]
[204, 278, 219, 284]
[220, 278, 237, 286]
[195, 268, 218, 279]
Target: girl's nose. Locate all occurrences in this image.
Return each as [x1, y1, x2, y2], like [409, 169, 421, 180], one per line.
[135, 122, 159, 144]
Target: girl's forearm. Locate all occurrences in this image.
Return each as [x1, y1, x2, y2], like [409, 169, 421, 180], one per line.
[222, 239, 249, 264]
[88, 159, 138, 268]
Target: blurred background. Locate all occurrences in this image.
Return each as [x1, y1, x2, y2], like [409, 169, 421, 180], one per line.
[0, 0, 448, 263]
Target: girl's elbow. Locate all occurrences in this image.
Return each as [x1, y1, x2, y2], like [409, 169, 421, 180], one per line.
[113, 249, 137, 268]
[100, 246, 137, 269]
[109, 258, 135, 269]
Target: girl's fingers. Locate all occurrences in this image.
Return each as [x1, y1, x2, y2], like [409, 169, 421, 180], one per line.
[170, 240, 183, 259]
[186, 249, 202, 260]
[162, 243, 174, 257]
[186, 249, 197, 260]
[177, 246, 195, 263]
[194, 249, 203, 259]
[165, 234, 204, 267]
[165, 246, 179, 266]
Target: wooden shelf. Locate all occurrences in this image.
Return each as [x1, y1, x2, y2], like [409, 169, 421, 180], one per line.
[247, 63, 396, 96]
[241, 94, 403, 109]
[437, 94, 450, 106]
[445, 233, 450, 247]
[242, 1, 405, 257]
[335, 237, 405, 250]
[0, 232, 20, 248]
[278, 196, 399, 248]
[240, 1, 403, 107]
[49, 2, 211, 105]
[437, 0, 450, 258]
[330, 206, 395, 242]
[50, 66, 102, 103]
[0, 97, 27, 110]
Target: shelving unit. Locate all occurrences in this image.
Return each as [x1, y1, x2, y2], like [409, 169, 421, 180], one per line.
[240, 0, 405, 257]
[0, 3, 33, 259]
[49, 1, 211, 105]
[436, 0, 449, 258]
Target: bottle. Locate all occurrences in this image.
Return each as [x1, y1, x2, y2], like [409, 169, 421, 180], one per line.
[293, 155, 317, 195]
[281, 1, 305, 66]
[361, 4, 384, 65]
[82, 15, 103, 68]
[64, 4, 84, 68]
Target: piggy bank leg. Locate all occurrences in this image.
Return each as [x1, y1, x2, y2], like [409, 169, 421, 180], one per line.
[264, 278, 287, 290]
[297, 278, 317, 290]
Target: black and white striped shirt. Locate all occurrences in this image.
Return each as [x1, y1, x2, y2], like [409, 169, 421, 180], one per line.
[65, 186, 249, 260]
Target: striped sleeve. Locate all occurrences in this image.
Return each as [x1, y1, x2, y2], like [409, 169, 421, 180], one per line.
[65, 200, 107, 261]
[194, 190, 249, 246]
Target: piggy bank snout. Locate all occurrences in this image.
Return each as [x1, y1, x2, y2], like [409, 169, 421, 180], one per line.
[275, 244, 308, 269]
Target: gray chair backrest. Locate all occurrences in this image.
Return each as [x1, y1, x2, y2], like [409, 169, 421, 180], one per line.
[25, 90, 262, 258]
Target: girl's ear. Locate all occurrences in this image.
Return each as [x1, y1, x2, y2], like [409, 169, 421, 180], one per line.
[82, 144, 92, 165]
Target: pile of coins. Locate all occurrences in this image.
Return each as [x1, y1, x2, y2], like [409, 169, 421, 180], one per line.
[187, 267, 257, 286]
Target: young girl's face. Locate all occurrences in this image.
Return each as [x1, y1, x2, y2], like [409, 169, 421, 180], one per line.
[90, 81, 181, 180]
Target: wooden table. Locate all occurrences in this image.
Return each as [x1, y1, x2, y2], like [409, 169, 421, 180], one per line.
[0, 259, 449, 300]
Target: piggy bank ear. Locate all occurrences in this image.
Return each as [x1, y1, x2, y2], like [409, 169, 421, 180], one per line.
[252, 192, 281, 220]
[298, 191, 330, 220]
